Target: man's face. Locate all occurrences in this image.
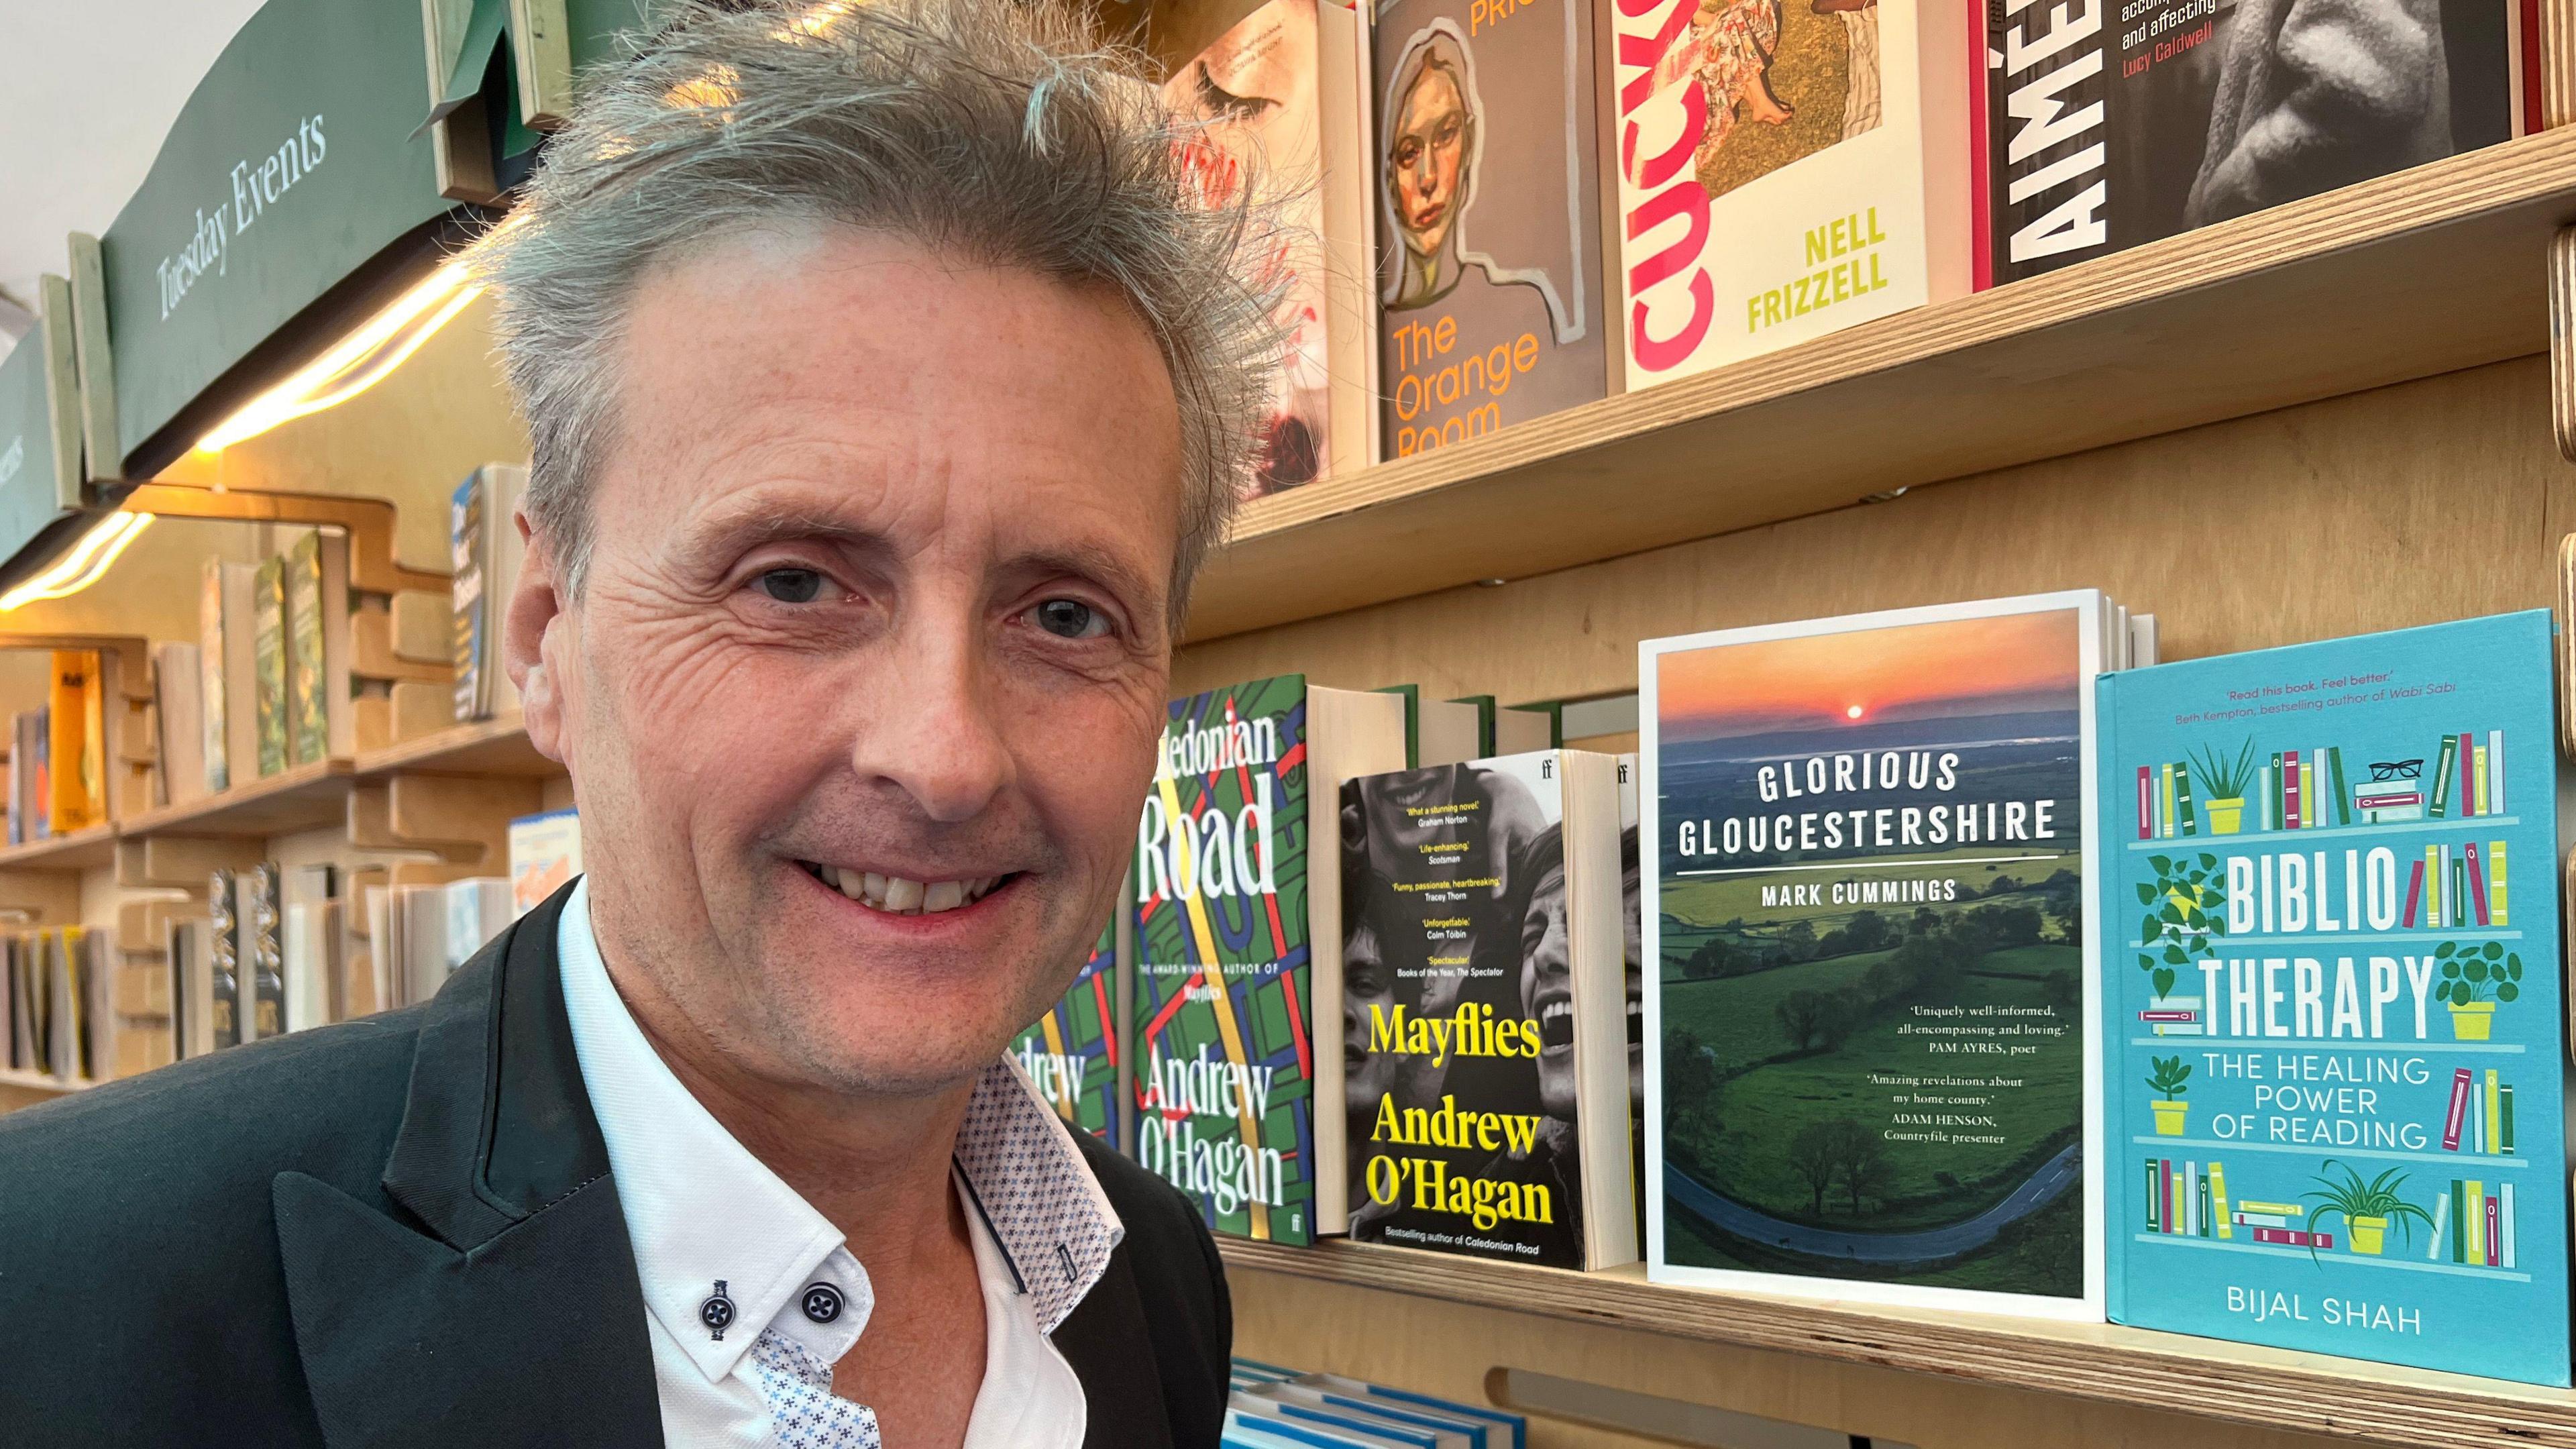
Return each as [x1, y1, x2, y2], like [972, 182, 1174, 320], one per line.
[1519, 861, 1574, 1120]
[1388, 66, 1469, 260]
[517, 226, 1182, 1099]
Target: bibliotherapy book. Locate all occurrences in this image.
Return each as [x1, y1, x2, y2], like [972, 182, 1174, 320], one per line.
[1133, 676, 1322, 1244]
[2095, 611, 2567, 1385]
[1642, 592, 2114, 1316]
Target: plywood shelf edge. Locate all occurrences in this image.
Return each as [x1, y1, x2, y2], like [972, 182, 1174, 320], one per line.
[1218, 1238, 2576, 1448]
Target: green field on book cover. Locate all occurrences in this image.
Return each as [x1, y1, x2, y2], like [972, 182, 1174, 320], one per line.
[2096, 611, 2568, 1385]
[1012, 923, 1120, 1151]
[1132, 675, 1317, 1243]
[1643, 595, 2106, 1314]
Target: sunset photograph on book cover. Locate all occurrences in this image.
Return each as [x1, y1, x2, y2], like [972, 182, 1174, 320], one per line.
[1651, 604, 2094, 1306]
[1132, 675, 1318, 1244]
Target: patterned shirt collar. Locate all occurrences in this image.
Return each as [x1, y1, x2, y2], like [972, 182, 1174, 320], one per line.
[555, 876, 1122, 1385]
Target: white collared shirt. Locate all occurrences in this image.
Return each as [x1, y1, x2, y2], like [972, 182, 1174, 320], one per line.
[555, 878, 1120, 1446]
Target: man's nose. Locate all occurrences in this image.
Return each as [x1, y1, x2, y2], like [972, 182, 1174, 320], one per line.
[848, 613, 1012, 824]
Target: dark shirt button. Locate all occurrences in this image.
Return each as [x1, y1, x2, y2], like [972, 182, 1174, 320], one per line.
[701, 1281, 737, 1340]
[802, 1283, 845, 1324]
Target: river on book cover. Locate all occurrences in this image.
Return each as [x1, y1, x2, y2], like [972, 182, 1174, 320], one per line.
[1656, 609, 2087, 1297]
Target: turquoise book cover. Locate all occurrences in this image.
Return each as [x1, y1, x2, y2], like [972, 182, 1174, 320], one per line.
[2096, 611, 2568, 1385]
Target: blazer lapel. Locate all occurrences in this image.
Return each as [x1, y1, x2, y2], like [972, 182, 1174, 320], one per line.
[1057, 1248, 1178, 1449]
[273, 885, 664, 1448]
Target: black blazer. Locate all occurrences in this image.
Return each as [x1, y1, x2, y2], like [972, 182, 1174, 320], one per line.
[0, 885, 1230, 1447]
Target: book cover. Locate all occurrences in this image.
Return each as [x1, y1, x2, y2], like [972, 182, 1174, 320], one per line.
[1132, 675, 1318, 1242]
[506, 808, 584, 916]
[1166, 0, 1340, 496]
[1371, 0, 1609, 459]
[1609, 0, 1971, 382]
[1978, 0, 2529, 286]
[451, 470, 492, 723]
[1341, 749, 1633, 1267]
[252, 555, 288, 778]
[206, 869, 241, 1051]
[2096, 610, 2567, 1385]
[198, 559, 230, 795]
[1642, 591, 2110, 1316]
[46, 651, 103, 835]
[1014, 918, 1124, 1152]
[247, 863, 284, 1041]
[284, 532, 329, 767]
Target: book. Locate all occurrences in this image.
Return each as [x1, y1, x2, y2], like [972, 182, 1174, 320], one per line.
[1164, 0, 1375, 494]
[1610, 0, 1972, 382]
[2096, 610, 2567, 1385]
[1342, 749, 1636, 1269]
[282, 864, 339, 1032]
[46, 651, 103, 835]
[252, 555, 289, 778]
[1013, 912, 1126, 1150]
[206, 560, 260, 794]
[284, 531, 328, 766]
[151, 643, 207, 808]
[443, 878, 513, 975]
[244, 863, 284, 1041]
[206, 869, 242, 1051]
[1643, 590, 2121, 1316]
[506, 808, 584, 916]
[168, 917, 215, 1060]
[1977, 0, 2533, 286]
[450, 464, 531, 723]
[1371, 0, 1611, 459]
[1131, 674, 1407, 1243]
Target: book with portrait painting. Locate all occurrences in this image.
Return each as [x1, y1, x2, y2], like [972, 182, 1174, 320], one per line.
[1012, 909, 1130, 1152]
[1340, 748, 1638, 1269]
[1977, 0, 2537, 285]
[1607, 0, 1973, 384]
[1165, 0, 1377, 495]
[1642, 591, 2133, 1318]
[1132, 674, 1406, 1243]
[1369, 0, 1615, 460]
[2094, 612, 2570, 1385]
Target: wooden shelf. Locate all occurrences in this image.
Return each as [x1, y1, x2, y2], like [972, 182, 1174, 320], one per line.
[0, 824, 118, 871]
[0, 1068, 90, 1094]
[1186, 128, 2576, 641]
[355, 712, 557, 778]
[1218, 1238, 2576, 1448]
[119, 757, 357, 839]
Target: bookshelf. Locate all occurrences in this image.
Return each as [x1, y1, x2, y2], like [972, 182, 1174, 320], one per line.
[117, 758, 358, 840]
[0, 824, 118, 872]
[1220, 1237, 2576, 1449]
[1183, 126, 2576, 642]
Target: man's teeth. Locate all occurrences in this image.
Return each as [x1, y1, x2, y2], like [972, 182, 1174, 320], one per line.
[803, 863, 1002, 916]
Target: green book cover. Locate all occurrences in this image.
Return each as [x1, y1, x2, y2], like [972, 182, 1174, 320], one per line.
[1010, 920, 1121, 1150]
[2504, 1085, 2516, 1152]
[2269, 751, 2284, 828]
[1373, 684, 1421, 769]
[2328, 746, 2352, 826]
[2431, 734, 2458, 818]
[284, 533, 327, 765]
[1132, 674, 1315, 1244]
[252, 555, 288, 778]
[2171, 761, 2197, 837]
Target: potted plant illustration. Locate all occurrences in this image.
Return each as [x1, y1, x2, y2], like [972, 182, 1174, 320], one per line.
[2304, 1160, 2433, 1257]
[2147, 1055, 2191, 1135]
[2137, 853, 2226, 1009]
[2187, 739, 2259, 835]
[2434, 941, 2522, 1041]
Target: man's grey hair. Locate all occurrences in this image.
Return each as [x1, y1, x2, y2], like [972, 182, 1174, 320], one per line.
[466, 0, 1279, 623]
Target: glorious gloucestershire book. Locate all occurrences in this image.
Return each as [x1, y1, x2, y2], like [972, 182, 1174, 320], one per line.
[1370, 0, 1611, 460]
[1608, 0, 1972, 382]
[1341, 749, 1635, 1268]
[1976, 0, 2535, 286]
[1132, 675, 1405, 1242]
[1014, 916, 1126, 1152]
[1642, 592, 2121, 1316]
[2094, 611, 2568, 1385]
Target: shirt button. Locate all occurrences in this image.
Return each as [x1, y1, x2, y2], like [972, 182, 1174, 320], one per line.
[801, 1283, 845, 1324]
[700, 1281, 737, 1339]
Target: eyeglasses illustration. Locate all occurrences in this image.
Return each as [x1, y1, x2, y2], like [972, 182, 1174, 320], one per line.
[2365, 759, 2424, 782]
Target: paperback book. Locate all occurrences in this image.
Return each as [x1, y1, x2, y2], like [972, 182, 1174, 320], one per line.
[1977, 0, 2536, 284]
[1014, 916, 1127, 1151]
[1609, 0, 1972, 382]
[2094, 610, 2568, 1385]
[1642, 591, 2120, 1316]
[1341, 749, 1636, 1268]
[1371, 0, 1610, 458]
[1131, 674, 1405, 1242]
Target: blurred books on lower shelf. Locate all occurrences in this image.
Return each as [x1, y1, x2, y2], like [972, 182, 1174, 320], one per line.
[5, 928, 111, 1082]
[1226, 1358, 1525, 1449]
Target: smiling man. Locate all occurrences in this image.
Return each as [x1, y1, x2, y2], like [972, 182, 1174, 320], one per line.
[0, 3, 1277, 1446]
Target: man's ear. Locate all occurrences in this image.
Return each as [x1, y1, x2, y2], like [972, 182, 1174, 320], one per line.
[506, 506, 570, 765]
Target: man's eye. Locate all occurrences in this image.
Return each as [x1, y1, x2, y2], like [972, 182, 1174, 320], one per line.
[1031, 598, 1109, 639]
[758, 568, 824, 603]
